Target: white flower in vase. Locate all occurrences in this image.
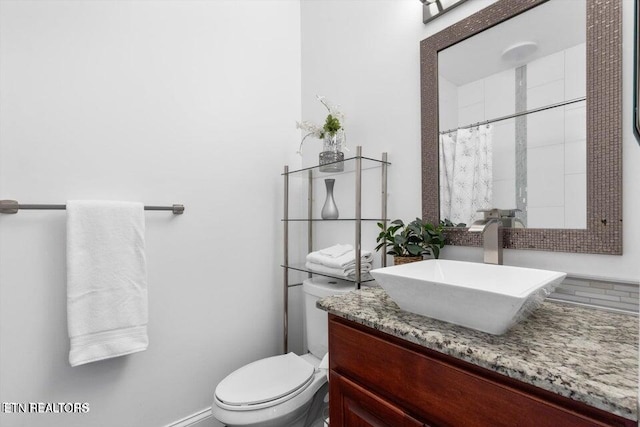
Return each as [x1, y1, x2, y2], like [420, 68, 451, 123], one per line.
[296, 95, 348, 156]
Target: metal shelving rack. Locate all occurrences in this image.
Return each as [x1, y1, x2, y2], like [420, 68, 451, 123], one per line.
[281, 146, 389, 352]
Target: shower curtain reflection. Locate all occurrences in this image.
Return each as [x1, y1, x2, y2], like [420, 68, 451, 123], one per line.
[439, 126, 493, 226]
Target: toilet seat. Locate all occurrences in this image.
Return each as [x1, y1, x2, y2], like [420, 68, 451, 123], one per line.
[215, 353, 315, 411]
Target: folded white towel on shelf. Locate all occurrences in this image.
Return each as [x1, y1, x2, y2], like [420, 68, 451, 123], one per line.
[319, 244, 353, 258]
[66, 200, 149, 367]
[306, 247, 373, 269]
[305, 261, 372, 279]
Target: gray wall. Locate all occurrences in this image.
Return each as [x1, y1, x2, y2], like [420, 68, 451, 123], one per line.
[0, 1, 301, 426]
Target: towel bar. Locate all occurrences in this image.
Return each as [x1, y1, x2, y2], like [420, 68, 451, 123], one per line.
[0, 200, 185, 215]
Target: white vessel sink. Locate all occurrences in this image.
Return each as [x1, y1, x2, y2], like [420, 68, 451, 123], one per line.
[370, 260, 566, 335]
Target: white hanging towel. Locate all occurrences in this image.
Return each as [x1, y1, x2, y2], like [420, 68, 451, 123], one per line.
[66, 200, 148, 367]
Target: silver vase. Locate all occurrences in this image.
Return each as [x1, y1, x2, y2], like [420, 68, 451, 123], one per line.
[321, 179, 339, 220]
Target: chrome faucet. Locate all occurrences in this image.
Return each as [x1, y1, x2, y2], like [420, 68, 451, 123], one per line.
[469, 209, 503, 265]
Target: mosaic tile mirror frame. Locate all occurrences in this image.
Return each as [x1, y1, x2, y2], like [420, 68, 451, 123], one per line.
[420, 0, 622, 254]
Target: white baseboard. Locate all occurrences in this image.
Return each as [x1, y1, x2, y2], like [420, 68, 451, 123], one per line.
[165, 406, 215, 427]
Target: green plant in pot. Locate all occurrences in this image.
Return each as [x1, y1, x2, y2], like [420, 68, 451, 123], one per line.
[375, 218, 445, 265]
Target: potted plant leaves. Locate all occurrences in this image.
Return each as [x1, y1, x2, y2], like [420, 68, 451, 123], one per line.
[375, 218, 445, 265]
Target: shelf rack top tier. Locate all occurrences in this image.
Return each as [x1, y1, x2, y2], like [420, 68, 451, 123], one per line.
[283, 155, 391, 177]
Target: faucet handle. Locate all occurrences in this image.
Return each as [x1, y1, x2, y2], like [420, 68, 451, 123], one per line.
[497, 208, 521, 218]
[477, 208, 523, 219]
[476, 208, 501, 219]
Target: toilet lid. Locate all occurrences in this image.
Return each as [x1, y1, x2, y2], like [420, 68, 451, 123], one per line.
[215, 352, 315, 407]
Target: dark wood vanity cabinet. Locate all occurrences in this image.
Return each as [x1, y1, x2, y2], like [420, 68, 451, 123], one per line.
[328, 315, 635, 427]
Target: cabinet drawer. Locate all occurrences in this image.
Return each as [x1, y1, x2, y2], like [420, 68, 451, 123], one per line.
[330, 371, 424, 427]
[329, 316, 632, 427]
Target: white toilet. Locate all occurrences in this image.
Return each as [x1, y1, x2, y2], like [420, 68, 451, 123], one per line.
[211, 277, 353, 427]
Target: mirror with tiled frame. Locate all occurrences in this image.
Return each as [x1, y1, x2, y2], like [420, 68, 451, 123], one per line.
[420, 0, 622, 254]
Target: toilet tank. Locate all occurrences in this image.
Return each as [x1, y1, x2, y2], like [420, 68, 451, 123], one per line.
[303, 278, 354, 359]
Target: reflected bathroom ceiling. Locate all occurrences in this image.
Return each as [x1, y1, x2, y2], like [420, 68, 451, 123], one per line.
[438, 0, 585, 86]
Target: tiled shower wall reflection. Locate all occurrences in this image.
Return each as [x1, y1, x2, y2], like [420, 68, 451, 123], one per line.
[550, 277, 639, 313]
[440, 42, 587, 229]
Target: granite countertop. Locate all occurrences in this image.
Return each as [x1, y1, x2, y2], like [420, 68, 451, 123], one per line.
[317, 287, 638, 421]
